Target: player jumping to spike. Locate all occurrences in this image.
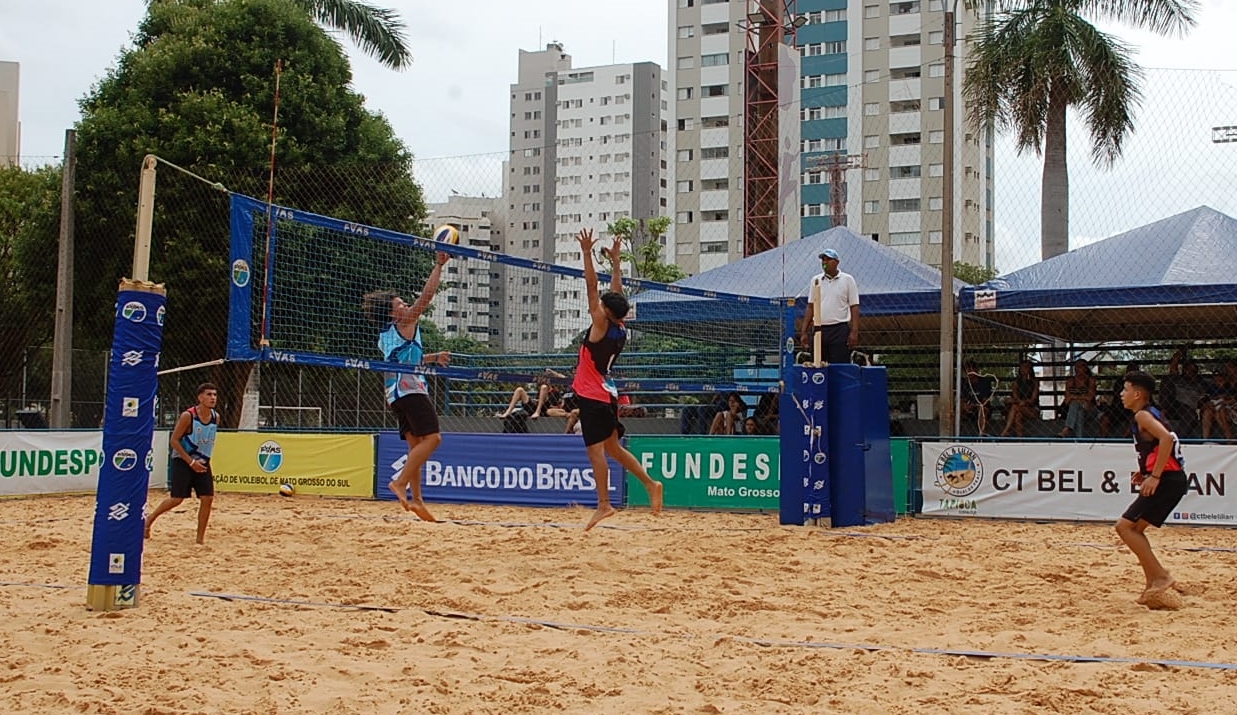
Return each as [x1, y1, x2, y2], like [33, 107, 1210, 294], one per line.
[362, 251, 452, 522]
[570, 228, 663, 531]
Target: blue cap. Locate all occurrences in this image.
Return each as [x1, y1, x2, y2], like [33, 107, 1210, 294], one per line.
[819, 248, 839, 260]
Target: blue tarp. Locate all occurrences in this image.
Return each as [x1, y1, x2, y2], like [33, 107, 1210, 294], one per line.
[958, 206, 1237, 342]
[634, 225, 964, 323]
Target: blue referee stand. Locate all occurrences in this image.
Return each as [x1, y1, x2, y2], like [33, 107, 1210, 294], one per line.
[778, 352, 895, 527]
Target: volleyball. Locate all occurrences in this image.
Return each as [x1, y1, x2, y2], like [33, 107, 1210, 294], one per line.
[279, 483, 295, 497]
[433, 224, 460, 245]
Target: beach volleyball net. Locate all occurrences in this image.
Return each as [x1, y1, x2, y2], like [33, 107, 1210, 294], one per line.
[224, 193, 784, 431]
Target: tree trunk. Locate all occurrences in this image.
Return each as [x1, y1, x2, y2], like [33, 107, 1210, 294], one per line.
[209, 360, 255, 429]
[1040, 90, 1069, 259]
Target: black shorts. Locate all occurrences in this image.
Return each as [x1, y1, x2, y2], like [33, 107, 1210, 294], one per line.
[169, 458, 214, 498]
[1121, 471, 1188, 527]
[811, 323, 851, 365]
[391, 394, 440, 438]
[577, 396, 625, 447]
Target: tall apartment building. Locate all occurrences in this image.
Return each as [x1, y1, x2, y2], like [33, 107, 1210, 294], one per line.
[0, 61, 19, 167]
[669, 0, 993, 272]
[425, 195, 505, 344]
[505, 43, 668, 351]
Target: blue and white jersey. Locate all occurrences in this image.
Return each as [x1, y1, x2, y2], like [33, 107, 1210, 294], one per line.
[179, 407, 217, 460]
[378, 323, 428, 403]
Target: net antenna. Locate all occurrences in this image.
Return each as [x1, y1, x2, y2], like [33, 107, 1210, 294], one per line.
[258, 59, 284, 348]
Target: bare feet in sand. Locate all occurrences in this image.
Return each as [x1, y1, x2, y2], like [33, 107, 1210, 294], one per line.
[1137, 578, 1182, 604]
[584, 503, 617, 531]
[650, 481, 664, 516]
[408, 499, 437, 523]
[389, 480, 410, 511]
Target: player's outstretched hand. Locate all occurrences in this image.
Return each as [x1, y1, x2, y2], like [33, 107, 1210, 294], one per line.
[576, 228, 595, 253]
[604, 236, 622, 264]
[436, 251, 450, 266]
[436, 351, 451, 367]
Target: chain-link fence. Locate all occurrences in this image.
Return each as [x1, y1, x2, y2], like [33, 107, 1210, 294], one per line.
[4, 66, 1236, 437]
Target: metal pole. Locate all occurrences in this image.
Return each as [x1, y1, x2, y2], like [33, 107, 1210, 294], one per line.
[50, 130, 76, 428]
[938, 6, 957, 437]
[132, 155, 158, 281]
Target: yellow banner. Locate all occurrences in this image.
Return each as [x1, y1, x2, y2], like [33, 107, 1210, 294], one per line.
[210, 433, 373, 498]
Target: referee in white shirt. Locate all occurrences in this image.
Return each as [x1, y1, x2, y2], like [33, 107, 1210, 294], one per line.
[800, 248, 860, 365]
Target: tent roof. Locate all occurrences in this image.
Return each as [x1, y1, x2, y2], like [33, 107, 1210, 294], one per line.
[629, 225, 968, 347]
[959, 206, 1237, 342]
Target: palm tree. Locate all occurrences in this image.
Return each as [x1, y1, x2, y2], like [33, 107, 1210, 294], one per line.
[287, 0, 412, 69]
[148, 0, 412, 70]
[963, 0, 1196, 259]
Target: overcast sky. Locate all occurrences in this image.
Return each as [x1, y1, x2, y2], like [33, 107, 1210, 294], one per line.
[3, 0, 1236, 270]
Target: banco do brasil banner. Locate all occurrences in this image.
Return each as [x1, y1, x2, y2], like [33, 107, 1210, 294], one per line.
[375, 432, 625, 507]
[210, 433, 372, 497]
[626, 436, 780, 510]
[921, 441, 1237, 525]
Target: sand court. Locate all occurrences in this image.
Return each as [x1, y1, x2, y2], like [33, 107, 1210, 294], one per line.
[2, 493, 1235, 714]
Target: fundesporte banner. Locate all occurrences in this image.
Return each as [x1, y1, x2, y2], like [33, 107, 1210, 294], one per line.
[920, 442, 1236, 525]
[0, 431, 170, 496]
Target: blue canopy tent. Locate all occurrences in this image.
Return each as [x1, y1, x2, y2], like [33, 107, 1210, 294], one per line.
[631, 225, 967, 347]
[959, 207, 1237, 342]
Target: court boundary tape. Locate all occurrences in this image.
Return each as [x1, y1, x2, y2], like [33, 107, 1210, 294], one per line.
[187, 590, 1237, 672]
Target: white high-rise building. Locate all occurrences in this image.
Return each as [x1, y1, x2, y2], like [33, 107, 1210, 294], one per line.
[425, 196, 505, 345]
[505, 44, 668, 351]
[669, 0, 993, 272]
[0, 61, 19, 167]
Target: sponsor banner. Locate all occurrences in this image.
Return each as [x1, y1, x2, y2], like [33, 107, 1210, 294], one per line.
[0, 431, 170, 496]
[626, 436, 780, 510]
[375, 432, 625, 507]
[211, 433, 373, 498]
[920, 442, 1237, 525]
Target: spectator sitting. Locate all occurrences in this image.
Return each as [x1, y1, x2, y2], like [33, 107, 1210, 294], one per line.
[1059, 358, 1097, 439]
[1161, 352, 1207, 438]
[496, 369, 568, 420]
[1000, 358, 1039, 438]
[743, 417, 761, 435]
[679, 393, 726, 434]
[709, 392, 747, 435]
[1202, 360, 1237, 441]
[753, 393, 779, 435]
[1099, 361, 1140, 437]
[617, 393, 647, 418]
[960, 359, 996, 436]
[562, 390, 582, 434]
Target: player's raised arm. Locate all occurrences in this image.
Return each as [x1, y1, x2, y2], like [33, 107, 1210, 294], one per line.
[604, 235, 623, 295]
[401, 251, 450, 332]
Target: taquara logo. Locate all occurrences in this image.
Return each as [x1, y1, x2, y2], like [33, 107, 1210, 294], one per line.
[258, 440, 283, 472]
[232, 259, 251, 288]
[112, 449, 139, 471]
[121, 301, 147, 323]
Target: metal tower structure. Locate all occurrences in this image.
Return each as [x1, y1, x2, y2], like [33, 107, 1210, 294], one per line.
[742, 0, 802, 257]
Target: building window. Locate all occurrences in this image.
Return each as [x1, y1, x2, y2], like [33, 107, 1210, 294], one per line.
[702, 84, 729, 97]
[929, 130, 944, 144]
[889, 232, 920, 245]
[864, 70, 880, 83]
[891, 165, 922, 178]
[702, 22, 730, 35]
[701, 52, 729, 67]
[864, 37, 881, 51]
[676, 211, 694, 223]
[677, 149, 694, 161]
[700, 146, 729, 159]
[824, 41, 847, 54]
[677, 117, 695, 131]
[863, 135, 880, 148]
[864, 102, 880, 116]
[929, 30, 943, 44]
[677, 87, 694, 101]
[864, 201, 881, 214]
[928, 163, 944, 177]
[929, 196, 943, 210]
[929, 230, 942, 244]
[890, 198, 921, 212]
[890, 99, 920, 113]
[890, 1, 921, 14]
[677, 180, 694, 192]
[928, 63, 945, 78]
[864, 168, 881, 181]
[677, 25, 695, 38]
[865, 4, 880, 18]
[703, 210, 729, 221]
[928, 97, 944, 111]
[677, 56, 696, 70]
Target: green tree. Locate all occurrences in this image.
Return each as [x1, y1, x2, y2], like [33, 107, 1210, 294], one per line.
[605, 216, 684, 283]
[953, 261, 998, 285]
[963, 0, 1196, 260]
[0, 165, 61, 409]
[74, 0, 425, 426]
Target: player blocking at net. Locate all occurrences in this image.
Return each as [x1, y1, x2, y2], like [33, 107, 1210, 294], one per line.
[572, 228, 664, 531]
[362, 250, 452, 522]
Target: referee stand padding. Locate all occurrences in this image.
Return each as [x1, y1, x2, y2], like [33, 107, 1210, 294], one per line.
[779, 364, 896, 528]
